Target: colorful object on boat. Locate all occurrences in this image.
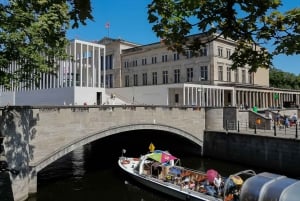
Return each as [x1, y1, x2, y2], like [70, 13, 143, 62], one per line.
[206, 169, 219, 183]
[149, 142, 155, 152]
[148, 151, 177, 163]
[230, 175, 243, 185]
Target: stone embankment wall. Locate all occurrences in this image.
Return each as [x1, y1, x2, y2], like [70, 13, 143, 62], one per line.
[203, 131, 300, 176]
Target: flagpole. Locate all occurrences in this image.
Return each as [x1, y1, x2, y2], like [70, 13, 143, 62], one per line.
[105, 22, 110, 37]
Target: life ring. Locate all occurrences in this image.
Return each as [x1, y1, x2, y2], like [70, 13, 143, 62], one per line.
[121, 160, 130, 165]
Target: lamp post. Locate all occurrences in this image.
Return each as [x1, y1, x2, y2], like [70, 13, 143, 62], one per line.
[198, 77, 204, 107]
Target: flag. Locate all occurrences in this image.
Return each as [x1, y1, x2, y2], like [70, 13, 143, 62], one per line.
[105, 22, 110, 29]
[149, 142, 155, 152]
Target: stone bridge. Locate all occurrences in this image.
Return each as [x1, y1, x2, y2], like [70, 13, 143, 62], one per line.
[0, 105, 209, 201]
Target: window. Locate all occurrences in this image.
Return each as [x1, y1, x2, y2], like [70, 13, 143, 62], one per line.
[132, 60, 138, 67]
[242, 70, 246, 83]
[125, 75, 130, 87]
[152, 56, 157, 64]
[163, 71, 168, 84]
[124, 61, 129, 68]
[186, 50, 192, 58]
[142, 73, 147, 85]
[106, 55, 113, 69]
[133, 74, 138, 86]
[106, 74, 113, 88]
[218, 47, 223, 57]
[200, 47, 207, 56]
[174, 69, 180, 83]
[175, 94, 179, 103]
[227, 67, 231, 82]
[200, 66, 208, 81]
[101, 56, 104, 70]
[142, 58, 147, 65]
[235, 70, 239, 82]
[226, 49, 231, 58]
[248, 72, 253, 84]
[187, 68, 193, 82]
[162, 55, 168, 62]
[152, 72, 157, 85]
[173, 53, 179, 61]
[218, 66, 223, 81]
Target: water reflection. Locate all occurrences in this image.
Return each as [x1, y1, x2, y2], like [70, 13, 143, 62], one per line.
[72, 146, 85, 179]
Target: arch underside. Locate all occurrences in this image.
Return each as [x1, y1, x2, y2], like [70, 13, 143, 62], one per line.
[33, 124, 203, 172]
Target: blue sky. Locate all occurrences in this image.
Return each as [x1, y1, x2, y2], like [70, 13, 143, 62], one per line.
[67, 0, 300, 75]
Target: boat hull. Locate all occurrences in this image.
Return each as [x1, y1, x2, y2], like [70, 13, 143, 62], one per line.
[129, 172, 212, 201]
[118, 157, 217, 201]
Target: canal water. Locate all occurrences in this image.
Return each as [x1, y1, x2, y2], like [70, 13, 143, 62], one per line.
[27, 130, 260, 201]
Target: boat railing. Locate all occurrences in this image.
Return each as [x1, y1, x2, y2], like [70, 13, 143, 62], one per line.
[148, 172, 222, 201]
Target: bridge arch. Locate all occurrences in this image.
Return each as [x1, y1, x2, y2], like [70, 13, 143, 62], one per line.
[34, 123, 203, 172]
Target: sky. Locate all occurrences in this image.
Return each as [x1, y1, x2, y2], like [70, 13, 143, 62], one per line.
[67, 0, 300, 75]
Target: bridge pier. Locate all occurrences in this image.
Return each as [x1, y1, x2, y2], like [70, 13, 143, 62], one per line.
[0, 107, 37, 201]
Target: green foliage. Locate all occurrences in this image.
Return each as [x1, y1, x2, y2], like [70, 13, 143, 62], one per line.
[270, 68, 300, 89]
[148, 0, 300, 72]
[0, 0, 93, 89]
[68, 0, 93, 28]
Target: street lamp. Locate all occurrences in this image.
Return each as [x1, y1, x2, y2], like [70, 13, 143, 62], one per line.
[198, 76, 205, 106]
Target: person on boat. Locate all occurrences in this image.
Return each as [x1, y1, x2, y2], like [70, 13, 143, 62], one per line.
[213, 174, 222, 196]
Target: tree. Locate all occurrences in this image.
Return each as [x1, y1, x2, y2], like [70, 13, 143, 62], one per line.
[0, 0, 92, 89]
[269, 67, 300, 89]
[148, 0, 300, 72]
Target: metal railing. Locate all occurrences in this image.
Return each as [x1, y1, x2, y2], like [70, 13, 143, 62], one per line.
[224, 120, 300, 139]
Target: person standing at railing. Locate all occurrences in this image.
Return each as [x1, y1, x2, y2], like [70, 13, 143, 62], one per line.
[291, 113, 297, 125]
[276, 111, 281, 126]
[267, 111, 273, 121]
[285, 116, 290, 128]
[288, 113, 297, 127]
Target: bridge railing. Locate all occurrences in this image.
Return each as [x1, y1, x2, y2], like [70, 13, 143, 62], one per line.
[224, 120, 300, 139]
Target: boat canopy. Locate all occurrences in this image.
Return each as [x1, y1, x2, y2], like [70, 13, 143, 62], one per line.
[240, 172, 300, 201]
[147, 150, 177, 163]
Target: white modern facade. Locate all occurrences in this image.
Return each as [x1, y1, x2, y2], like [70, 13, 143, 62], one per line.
[0, 39, 107, 106]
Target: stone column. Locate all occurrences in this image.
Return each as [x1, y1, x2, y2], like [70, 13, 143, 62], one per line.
[222, 89, 225, 107]
[236, 90, 240, 107]
[187, 87, 190, 105]
[205, 88, 209, 107]
[209, 88, 212, 107]
[241, 91, 245, 107]
[183, 87, 186, 105]
[232, 88, 236, 107]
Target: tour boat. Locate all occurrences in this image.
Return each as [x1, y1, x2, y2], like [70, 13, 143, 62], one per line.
[118, 149, 255, 201]
[118, 149, 300, 201]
